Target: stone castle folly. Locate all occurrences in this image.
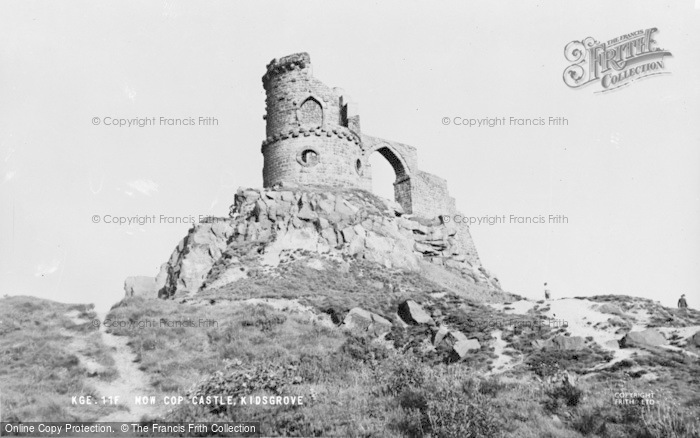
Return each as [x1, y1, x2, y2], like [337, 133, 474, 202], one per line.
[124, 52, 499, 301]
[261, 52, 460, 221]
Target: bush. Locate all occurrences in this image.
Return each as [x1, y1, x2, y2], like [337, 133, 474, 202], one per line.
[188, 360, 302, 415]
[341, 334, 389, 364]
[545, 382, 583, 412]
[378, 356, 503, 437]
[571, 406, 609, 435]
[239, 306, 287, 332]
[379, 355, 426, 397]
[427, 386, 501, 438]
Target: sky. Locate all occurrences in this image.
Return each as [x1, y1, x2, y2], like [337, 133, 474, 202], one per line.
[1, 1, 699, 312]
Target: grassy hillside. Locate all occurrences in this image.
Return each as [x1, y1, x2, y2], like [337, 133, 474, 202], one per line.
[104, 259, 700, 437]
[0, 296, 122, 422]
[3, 262, 698, 436]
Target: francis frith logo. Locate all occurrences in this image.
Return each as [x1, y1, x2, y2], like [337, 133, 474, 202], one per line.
[563, 28, 672, 93]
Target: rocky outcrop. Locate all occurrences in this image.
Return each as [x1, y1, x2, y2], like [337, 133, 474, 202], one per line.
[620, 329, 667, 348]
[158, 221, 235, 298]
[157, 186, 500, 298]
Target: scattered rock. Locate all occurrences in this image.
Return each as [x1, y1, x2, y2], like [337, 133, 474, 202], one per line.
[343, 308, 392, 336]
[607, 316, 630, 328]
[451, 338, 481, 360]
[397, 300, 435, 326]
[620, 329, 667, 348]
[598, 303, 624, 316]
[448, 330, 468, 344]
[432, 325, 449, 346]
[603, 339, 620, 350]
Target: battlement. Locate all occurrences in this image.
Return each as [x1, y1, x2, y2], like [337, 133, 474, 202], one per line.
[262, 52, 312, 88]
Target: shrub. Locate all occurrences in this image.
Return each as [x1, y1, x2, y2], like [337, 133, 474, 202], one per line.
[341, 334, 389, 364]
[379, 355, 426, 397]
[545, 382, 583, 412]
[239, 306, 287, 332]
[571, 406, 609, 436]
[188, 360, 302, 415]
[426, 386, 501, 438]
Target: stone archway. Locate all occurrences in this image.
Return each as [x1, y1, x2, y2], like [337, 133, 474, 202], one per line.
[368, 144, 412, 213]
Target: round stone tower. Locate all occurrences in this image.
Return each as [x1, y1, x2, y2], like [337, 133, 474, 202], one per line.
[261, 52, 366, 188]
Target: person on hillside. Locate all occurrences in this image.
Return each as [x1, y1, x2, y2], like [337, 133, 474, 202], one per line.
[678, 294, 688, 309]
[544, 282, 551, 300]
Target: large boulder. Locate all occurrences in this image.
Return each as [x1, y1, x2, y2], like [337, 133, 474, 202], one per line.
[447, 330, 468, 344]
[432, 325, 449, 346]
[435, 330, 472, 354]
[603, 339, 620, 350]
[397, 300, 435, 326]
[620, 329, 667, 348]
[124, 276, 157, 298]
[343, 308, 392, 336]
[451, 338, 481, 360]
[598, 303, 624, 316]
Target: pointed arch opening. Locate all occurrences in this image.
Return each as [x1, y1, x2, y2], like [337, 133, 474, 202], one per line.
[368, 144, 412, 213]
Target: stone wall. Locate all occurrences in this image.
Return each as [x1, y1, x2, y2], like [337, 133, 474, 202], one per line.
[410, 171, 457, 218]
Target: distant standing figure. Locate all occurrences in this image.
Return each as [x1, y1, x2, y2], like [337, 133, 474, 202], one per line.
[544, 282, 551, 300]
[678, 294, 688, 309]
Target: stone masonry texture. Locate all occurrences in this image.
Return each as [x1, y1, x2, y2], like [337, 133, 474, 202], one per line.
[261, 52, 481, 265]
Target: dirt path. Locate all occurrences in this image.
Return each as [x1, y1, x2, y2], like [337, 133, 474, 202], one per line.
[487, 330, 522, 375]
[66, 310, 163, 422]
